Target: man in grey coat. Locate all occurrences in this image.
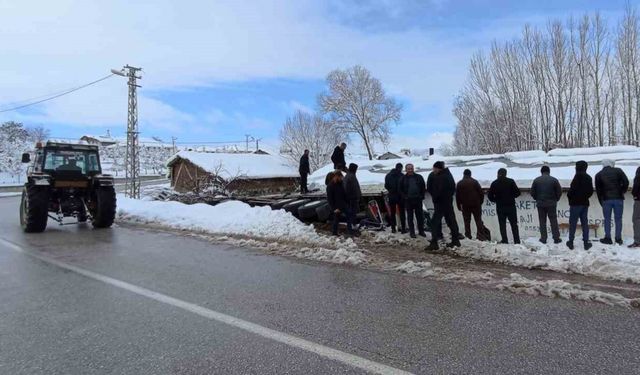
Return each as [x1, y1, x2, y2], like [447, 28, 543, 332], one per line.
[531, 165, 563, 244]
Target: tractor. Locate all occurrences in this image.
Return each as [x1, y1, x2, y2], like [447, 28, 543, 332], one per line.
[19, 141, 116, 232]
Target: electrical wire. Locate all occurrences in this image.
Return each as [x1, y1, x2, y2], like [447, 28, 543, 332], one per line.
[0, 74, 116, 113]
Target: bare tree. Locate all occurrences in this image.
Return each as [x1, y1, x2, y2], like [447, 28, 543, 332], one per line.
[318, 65, 402, 160]
[279, 110, 340, 171]
[26, 126, 50, 143]
[452, 8, 640, 154]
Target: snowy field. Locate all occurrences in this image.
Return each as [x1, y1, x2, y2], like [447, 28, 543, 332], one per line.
[311, 145, 640, 188]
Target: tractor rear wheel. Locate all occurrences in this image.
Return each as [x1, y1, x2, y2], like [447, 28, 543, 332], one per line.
[91, 186, 116, 228]
[20, 185, 50, 233]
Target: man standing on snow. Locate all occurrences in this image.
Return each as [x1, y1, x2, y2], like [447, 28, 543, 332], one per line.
[331, 142, 347, 171]
[595, 159, 629, 245]
[488, 168, 521, 244]
[426, 161, 461, 250]
[631, 167, 640, 248]
[385, 163, 406, 233]
[343, 163, 361, 236]
[531, 165, 562, 244]
[455, 169, 486, 240]
[399, 163, 426, 238]
[299, 149, 311, 194]
[326, 171, 351, 236]
[566, 160, 594, 250]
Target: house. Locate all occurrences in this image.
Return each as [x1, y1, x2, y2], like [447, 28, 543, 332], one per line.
[167, 151, 299, 195]
[377, 152, 401, 160]
[80, 134, 118, 147]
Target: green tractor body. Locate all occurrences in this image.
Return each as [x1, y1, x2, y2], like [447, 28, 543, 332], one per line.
[20, 141, 116, 232]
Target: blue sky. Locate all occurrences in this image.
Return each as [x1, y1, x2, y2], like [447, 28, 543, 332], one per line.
[0, 0, 635, 153]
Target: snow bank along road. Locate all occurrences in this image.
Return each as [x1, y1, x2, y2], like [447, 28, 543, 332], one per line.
[1, 196, 640, 374]
[116, 196, 640, 308]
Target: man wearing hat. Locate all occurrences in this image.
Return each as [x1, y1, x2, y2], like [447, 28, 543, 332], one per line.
[426, 161, 461, 250]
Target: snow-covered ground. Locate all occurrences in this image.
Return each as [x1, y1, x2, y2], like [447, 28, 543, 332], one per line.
[310, 145, 640, 188]
[372, 230, 640, 284]
[116, 195, 365, 265]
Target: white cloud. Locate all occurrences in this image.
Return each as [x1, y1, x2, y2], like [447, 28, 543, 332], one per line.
[0, 0, 531, 136]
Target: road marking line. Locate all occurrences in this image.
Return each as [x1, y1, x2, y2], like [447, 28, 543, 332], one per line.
[0, 238, 413, 375]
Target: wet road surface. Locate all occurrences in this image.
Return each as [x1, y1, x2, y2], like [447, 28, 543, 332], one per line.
[1, 196, 639, 374]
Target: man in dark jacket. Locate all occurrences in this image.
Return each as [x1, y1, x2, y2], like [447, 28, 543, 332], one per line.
[326, 171, 351, 236]
[299, 149, 310, 194]
[566, 160, 594, 250]
[456, 169, 485, 240]
[399, 163, 426, 238]
[631, 167, 640, 248]
[426, 161, 461, 250]
[385, 163, 406, 233]
[595, 159, 629, 244]
[488, 168, 521, 244]
[531, 165, 562, 244]
[331, 143, 347, 171]
[343, 163, 361, 235]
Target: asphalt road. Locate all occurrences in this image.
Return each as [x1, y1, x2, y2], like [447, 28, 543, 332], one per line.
[1, 195, 639, 374]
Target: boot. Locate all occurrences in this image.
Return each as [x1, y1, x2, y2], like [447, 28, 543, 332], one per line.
[566, 241, 574, 250]
[553, 238, 562, 244]
[628, 242, 640, 248]
[600, 237, 613, 245]
[425, 241, 439, 251]
[447, 239, 461, 248]
[584, 241, 593, 250]
[391, 227, 396, 234]
[410, 232, 416, 239]
[615, 238, 623, 245]
[418, 232, 427, 238]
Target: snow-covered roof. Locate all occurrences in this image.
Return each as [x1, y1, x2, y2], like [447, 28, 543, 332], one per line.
[310, 145, 640, 188]
[167, 151, 298, 180]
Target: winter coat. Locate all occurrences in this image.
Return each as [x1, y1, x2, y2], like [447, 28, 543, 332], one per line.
[530, 173, 562, 208]
[399, 173, 426, 200]
[384, 169, 403, 200]
[299, 154, 310, 176]
[567, 163, 594, 206]
[426, 168, 456, 205]
[326, 181, 347, 211]
[343, 172, 361, 203]
[488, 176, 521, 208]
[331, 146, 346, 170]
[595, 166, 629, 202]
[455, 176, 484, 209]
[632, 167, 640, 200]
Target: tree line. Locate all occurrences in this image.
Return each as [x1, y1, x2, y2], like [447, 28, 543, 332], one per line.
[453, 6, 640, 155]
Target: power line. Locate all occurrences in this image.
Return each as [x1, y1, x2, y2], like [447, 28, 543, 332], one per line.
[174, 140, 246, 145]
[0, 74, 116, 114]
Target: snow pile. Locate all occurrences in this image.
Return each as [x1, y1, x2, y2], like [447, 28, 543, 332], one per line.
[119, 196, 317, 242]
[116, 196, 365, 264]
[497, 273, 640, 308]
[453, 239, 640, 284]
[166, 151, 298, 180]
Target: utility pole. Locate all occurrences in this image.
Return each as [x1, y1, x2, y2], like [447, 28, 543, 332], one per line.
[244, 134, 253, 152]
[171, 136, 177, 154]
[255, 138, 262, 151]
[111, 65, 142, 199]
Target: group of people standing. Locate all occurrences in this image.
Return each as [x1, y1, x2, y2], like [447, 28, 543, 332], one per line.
[304, 144, 640, 249]
[385, 159, 640, 251]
